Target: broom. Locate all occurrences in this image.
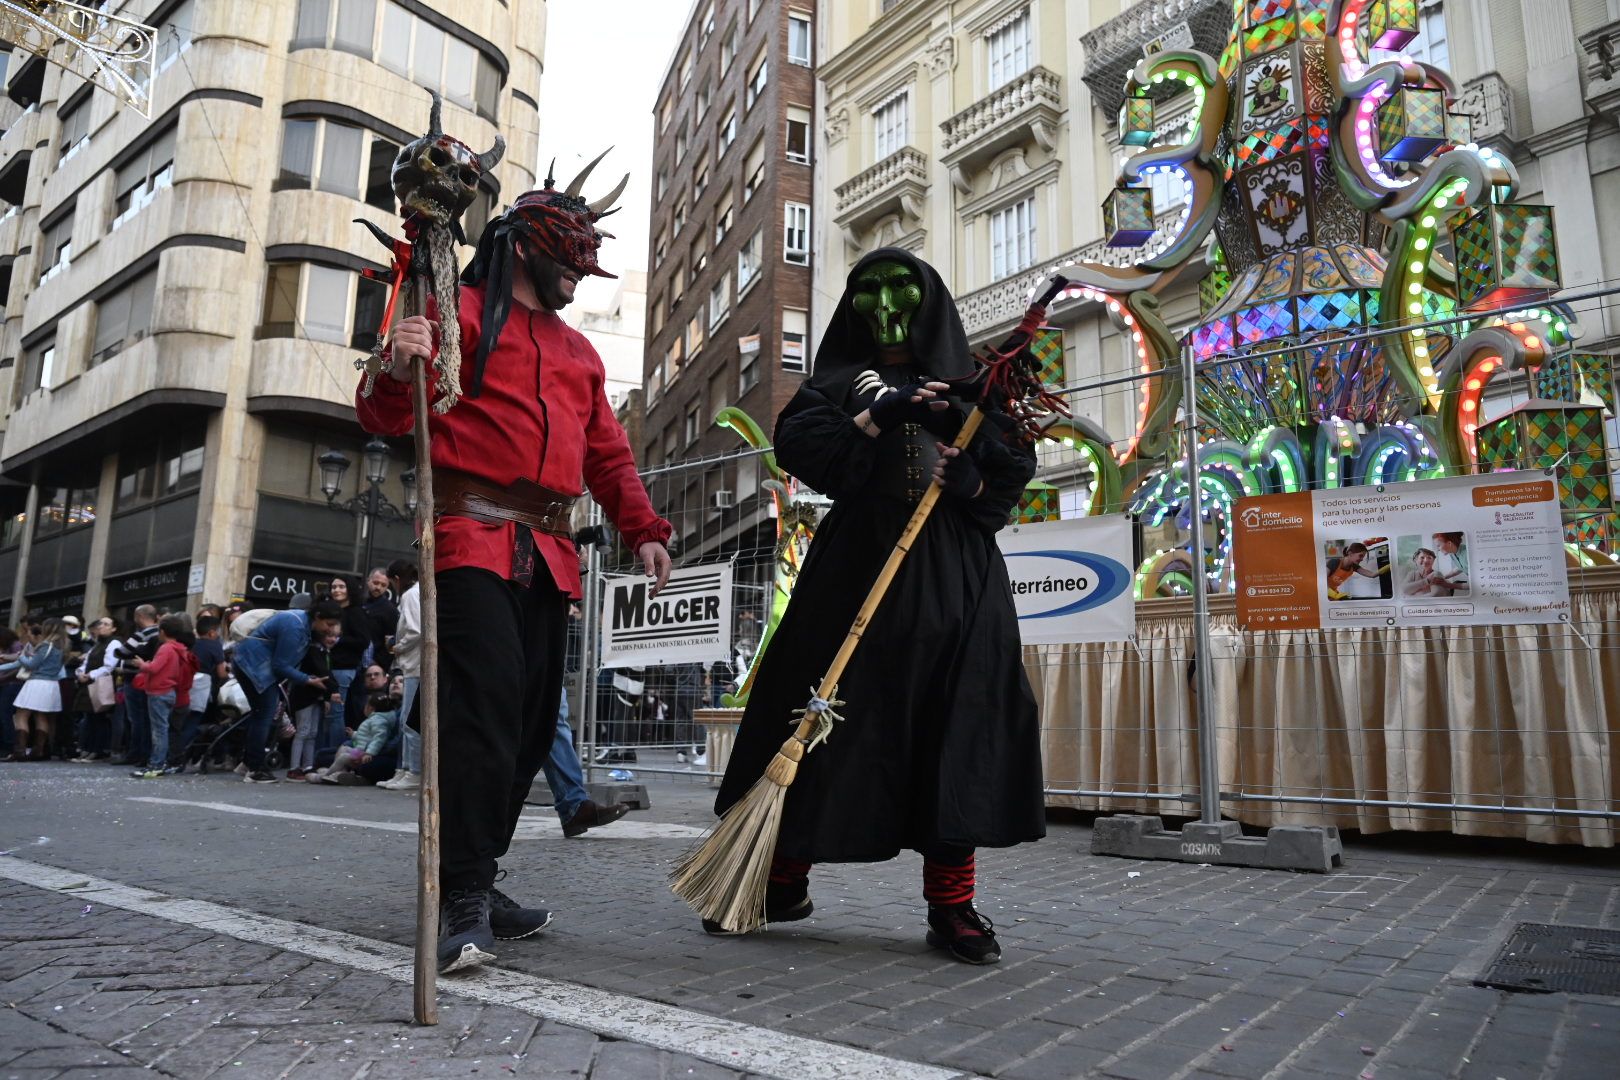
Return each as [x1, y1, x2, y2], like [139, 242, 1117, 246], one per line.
[671, 276, 1073, 933]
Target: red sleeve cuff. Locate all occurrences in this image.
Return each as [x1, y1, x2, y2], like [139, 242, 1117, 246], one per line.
[623, 518, 674, 552]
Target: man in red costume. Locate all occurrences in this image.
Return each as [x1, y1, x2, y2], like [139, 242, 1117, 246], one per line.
[357, 162, 672, 974]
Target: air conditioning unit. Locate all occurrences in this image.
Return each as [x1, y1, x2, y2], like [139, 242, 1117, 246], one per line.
[712, 489, 734, 509]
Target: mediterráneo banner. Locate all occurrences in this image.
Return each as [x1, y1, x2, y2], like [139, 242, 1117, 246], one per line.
[998, 515, 1136, 645]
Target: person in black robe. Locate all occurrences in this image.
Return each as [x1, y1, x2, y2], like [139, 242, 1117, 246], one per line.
[710, 248, 1045, 964]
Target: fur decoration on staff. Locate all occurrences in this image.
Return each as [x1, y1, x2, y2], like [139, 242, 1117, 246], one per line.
[671, 276, 1073, 933]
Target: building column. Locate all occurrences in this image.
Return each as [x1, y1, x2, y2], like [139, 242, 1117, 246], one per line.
[189, 407, 264, 612]
[79, 452, 118, 619]
[8, 481, 38, 619]
[1521, 0, 1582, 131]
[929, 31, 958, 287]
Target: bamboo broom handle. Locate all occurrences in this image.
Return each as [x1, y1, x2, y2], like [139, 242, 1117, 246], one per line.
[407, 276, 441, 1027]
[789, 407, 989, 742]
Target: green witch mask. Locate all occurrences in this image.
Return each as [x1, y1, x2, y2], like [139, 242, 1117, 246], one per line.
[849, 260, 923, 346]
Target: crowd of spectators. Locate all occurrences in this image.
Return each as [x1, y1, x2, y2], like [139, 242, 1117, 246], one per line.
[0, 561, 423, 790]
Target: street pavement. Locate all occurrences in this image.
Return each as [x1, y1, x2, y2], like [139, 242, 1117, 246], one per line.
[1, 762, 1616, 1079]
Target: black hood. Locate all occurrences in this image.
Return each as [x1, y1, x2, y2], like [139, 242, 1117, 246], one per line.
[809, 248, 972, 394]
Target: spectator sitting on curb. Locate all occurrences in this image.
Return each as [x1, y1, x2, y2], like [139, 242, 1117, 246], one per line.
[311, 691, 398, 786]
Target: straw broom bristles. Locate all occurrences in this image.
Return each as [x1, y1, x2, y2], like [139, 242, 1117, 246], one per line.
[670, 736, 805, 933]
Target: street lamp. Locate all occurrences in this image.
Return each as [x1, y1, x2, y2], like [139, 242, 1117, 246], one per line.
[321, 439, 414, 573]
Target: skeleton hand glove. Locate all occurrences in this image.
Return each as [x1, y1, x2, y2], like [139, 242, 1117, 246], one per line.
[935, 446, 984, 501]
[867, 383, 939, 432]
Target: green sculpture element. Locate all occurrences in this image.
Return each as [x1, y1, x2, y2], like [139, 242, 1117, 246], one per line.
[849, 259, 923, 346]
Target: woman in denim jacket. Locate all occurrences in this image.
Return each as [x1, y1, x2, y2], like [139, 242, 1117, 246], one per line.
[1, 618, 70, 761]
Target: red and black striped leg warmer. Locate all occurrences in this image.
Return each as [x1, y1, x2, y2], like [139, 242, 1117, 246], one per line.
[921, 848, 976, 907]
[769, 854, 812, 890]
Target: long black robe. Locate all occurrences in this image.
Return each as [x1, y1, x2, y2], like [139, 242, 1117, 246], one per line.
[714, 342, 1047, 862]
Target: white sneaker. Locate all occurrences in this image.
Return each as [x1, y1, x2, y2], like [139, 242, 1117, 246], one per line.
[388, 771, 420, 792]
[675, 750, 688, 764]
[693, 753, 708, 768]
[233, 762, 249, 776]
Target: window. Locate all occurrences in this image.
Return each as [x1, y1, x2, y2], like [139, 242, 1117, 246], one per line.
[671, 260, 686, 303]
[657, 168, 668, 199]
[743, 138, 765, 202]
[680, 51, 692, 89]
[19, 337, 55, 397]
[701, 3, 716, 44]
[659, 95, 674, 133]
[697, 80, 711, 120]
[786, 105, 811, 164]
[739, 336, 760, 395]
[1114, 147, 1188, 214]
[709, 272, 730, 327]
[378, 0, 411, 74]
[746, 52, 768, 109]
[278, 118, 395, 206]
[90, 270, 158, 366]
[749, 0, 764, 19]
[692, 236, 707, 275]
[788, 13, 813, 66]
[784, 203, 810, 265]
[719, 108, 738, 154]
[665, 335, 684, 382]
[153, 0, 194, 74]
[673, 199, 686, 234]
[32, 487, 97, 538]
[714, 189, 734, 245]
[1, 512, 26, 550]
[258, 262, 385, 348]
[693, 153, 709, 199]
[333, 0, 376, 57]
[654, 225, 669, 266]
[782, 309, 808, 372]
[709, 367, 730, 418]
[664, 425, 679, 463]
[686, 313, 706, 357]
[685, 400, 703, 445]
[38, 212, 73, 284]
[116, 433, 206, 511]
[737, 228, 763, 294]
[292, 0, 331, 48]
[675, 123, 688, 162]
[720, 20, 738, 73]
[873, 90, 910, 159]
[58, 94, 91, 165]
[987, 9, 1032, 91]
[651, 296, 665, 335]
[647, 358, 664, 405]
[114, 126, 176, 227]
[414, 22, 445, 94]
[990, 196, 1036, 280]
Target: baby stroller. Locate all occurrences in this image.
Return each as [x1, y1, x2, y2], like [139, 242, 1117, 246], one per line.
[196, 678, 288, 774]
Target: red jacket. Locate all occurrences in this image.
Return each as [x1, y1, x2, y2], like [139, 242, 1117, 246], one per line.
[134, 640, 198, 709]
[355, 285, 671, 598]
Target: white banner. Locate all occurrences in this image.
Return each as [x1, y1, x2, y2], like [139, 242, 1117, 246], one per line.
[600, 563, 733, 668]
[998, 515, 1137, 645]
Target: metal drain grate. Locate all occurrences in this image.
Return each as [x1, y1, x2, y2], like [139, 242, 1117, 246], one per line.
[1476, 923, 1620, 996]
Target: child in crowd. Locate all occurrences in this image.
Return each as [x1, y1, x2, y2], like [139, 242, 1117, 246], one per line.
[286, 636, 339, 781]
[310, 691, 398, 785]
[129, 614, 198, 779]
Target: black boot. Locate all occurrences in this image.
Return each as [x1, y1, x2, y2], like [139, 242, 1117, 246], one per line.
[926, 902, 1001, 965]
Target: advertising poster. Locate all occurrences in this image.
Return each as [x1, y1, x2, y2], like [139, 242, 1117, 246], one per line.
[600, 563, 733, 668]
[1233, 472, 1571, 630]
[998, 515, 1136, 644]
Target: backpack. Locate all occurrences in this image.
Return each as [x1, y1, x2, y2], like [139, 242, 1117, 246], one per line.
[229, 608, 277, 642]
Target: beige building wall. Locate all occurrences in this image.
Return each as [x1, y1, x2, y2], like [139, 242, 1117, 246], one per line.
[566, 268, 649, 409]
[0, 0, 542, 621]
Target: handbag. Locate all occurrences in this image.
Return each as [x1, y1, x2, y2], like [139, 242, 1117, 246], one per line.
[90, 673, 117, 712]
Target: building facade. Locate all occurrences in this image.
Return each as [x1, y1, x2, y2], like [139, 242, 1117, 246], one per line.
[642, 0, 816, 558]
[565, 268, 648, 411]
[0, 0, 543, 624]
[815, 0, 1618, 515]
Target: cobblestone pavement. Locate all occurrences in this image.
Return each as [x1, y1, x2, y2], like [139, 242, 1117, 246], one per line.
[2, 762, 1617, 1079]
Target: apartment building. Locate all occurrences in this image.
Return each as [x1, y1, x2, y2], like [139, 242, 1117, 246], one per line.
[0, 0, 543, 623]
[642, 0, 817, 557]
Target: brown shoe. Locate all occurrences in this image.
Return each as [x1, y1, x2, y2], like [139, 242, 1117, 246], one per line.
[562, 799, 630, 838]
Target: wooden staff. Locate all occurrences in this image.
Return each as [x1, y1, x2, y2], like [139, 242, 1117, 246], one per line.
[406, 282, 441, 1026]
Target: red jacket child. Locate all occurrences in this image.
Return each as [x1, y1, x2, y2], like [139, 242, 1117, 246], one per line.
[134, 638, 198, 710]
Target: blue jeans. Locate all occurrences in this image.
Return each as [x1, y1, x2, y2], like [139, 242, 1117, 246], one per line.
[125, 687, 151, 765]
[146, 690, 176, 770]
[321, 669, 355, 753]
[168, 709, 202, 767]
[238, 677, 279, 771]
[399, 675, 420, 774]
[542, 689, 589, 823]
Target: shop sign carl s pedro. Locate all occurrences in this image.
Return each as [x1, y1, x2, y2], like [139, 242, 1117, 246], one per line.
[1232, 472, 1571, 631]
[600, 563, 733, 668]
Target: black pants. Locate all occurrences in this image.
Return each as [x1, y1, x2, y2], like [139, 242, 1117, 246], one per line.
[438, 566, 569, 893]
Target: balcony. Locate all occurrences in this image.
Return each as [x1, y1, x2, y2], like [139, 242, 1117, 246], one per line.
[833, 147, 928, 244]
[1454, 73, 1523, 153]
[1579, 19, 1620, 117]
[940, 66, 1063, 194]
[0, 103, 41, 209]
[1079, 0, 1230, 121]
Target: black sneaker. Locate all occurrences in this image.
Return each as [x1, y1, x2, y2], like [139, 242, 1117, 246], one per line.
[438, 889, 497, 973]
[926, 903, 1001, 965]
[243, 769, 279, 784]
[488, 886, 554, 940]
[702, 882, 814, 936]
